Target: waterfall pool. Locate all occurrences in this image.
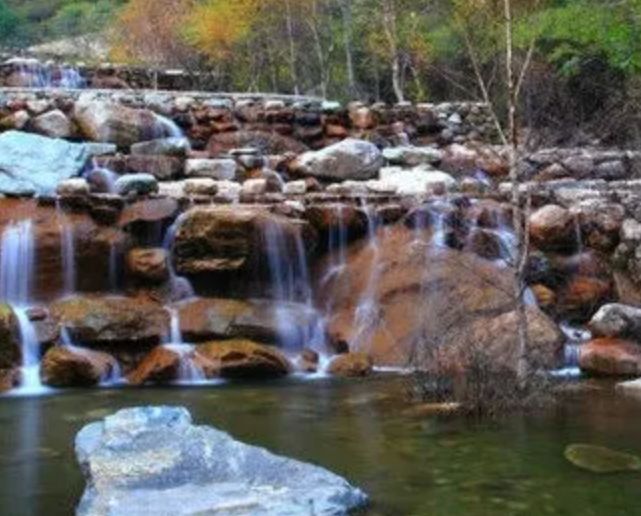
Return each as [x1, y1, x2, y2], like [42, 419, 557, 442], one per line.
[0, 376, 640, 516]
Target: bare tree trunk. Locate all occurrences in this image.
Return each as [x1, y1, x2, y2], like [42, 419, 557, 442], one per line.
[338, 0, 357, 98]
[284, 0, 300, 95]
[503, 0, 530, 382]
[382, 0, 404, 103]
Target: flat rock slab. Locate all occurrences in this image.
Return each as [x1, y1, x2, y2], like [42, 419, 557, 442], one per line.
[75, 406, 368, 516]
[0, 130, 89, 195]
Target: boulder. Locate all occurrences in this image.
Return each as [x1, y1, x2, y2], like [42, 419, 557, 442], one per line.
[130, 137, 190, 157]
[378, 166, 456, 196]
[74, 100, 168, 148]
[96, 155, 183, 181]
[197, 340, 291, 378]
[589, 303, 641, 340]
[127, 346, 187, 385]
[75, 407, 368, 516]
[176, 298, 320, 348]
[174, 206, 307, 274]
[118, 198, 179, 228]
[557, 276, 612, 318]
[126, 248, 170, 284]
[0, 304, 20, 370]
[184, 158, 237, 180]
[579, 338, 641, 377]
[293, 138, 384, 181]
[0, 131, 89, 196]
[529, 205, 577, 251]
[323, 225, 564, 369]
[50, 296, 169, 346]
[31, 109, 73, 139]
[40, 346, 118, 387]
[208, 130, 307, 156]
[56, 178, 90, 197]
[114, 174, 158, 197]
[183, 178, 218, 196]
[383, 146, 443, 167]
[328, 353, 373, 377]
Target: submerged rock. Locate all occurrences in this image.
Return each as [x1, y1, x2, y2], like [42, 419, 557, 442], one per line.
[565, 444, 641, 474]
[0, 131, 89, 196]
[75, 407, 368, 516]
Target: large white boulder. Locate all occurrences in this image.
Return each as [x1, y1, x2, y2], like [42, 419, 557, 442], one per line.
[378, 166, 456, 196]
[75, 406, 368, 516]
[0, 131, 89, 196]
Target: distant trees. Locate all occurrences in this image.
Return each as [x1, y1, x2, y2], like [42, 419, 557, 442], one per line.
[0, 1, 24, 47]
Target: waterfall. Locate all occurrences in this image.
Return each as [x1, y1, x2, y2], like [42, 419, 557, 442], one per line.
[163, 215, 195, 299]
[165, 307, 184, 344]
[153, 114, 186, 140]
[320, 205, 348, 288]
[62, 223, 76, 296]
[0, 220, 47, 394]
[85, 159, 118, 194]
[61, 328, 124, 386]
[163, 344, 206, 384]
[551, 323, 591, 378]
[349, 203, 382, 352]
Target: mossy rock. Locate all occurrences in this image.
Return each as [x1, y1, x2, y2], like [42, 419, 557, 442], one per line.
[565, 444, 641, 474]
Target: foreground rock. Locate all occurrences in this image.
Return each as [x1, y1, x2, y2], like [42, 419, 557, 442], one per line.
[76, 407, 368, 516]
[0, 131, 89, 195]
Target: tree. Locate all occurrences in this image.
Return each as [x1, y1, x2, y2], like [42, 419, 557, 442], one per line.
[0, 1, 25, 47]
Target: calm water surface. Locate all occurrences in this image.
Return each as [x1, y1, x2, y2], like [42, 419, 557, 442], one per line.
[0, 376, 640, 516]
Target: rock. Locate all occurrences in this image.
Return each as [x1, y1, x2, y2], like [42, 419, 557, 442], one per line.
[529, 205, 577, 251]
[617, 378, 641, 394]
[293, 138, 384, 181]
[40, 346, 118, 387]
[127, 346, 189, 385]
[378, 166, 456, 196]
[565, 444, 641, 474]
[75, 407, 367, 516]
[305, 204, 366, 239]
[324, 225, 564, 369]
[571, 200, 624, 252]
[183, 178, 218, 196]
[118, 198, 179, 228]
[0, 131, 89, 196]
[383, 146, 443, 167]
[97, 155, 183, 181]
[557, 276, 612, 318]
[73, 100, 167, 148]
[0, 304, 20, 371]
[184, 158, 237, 180]
[198, 340, 291, 378]
[0, 110, 30, 130]
[31, 109, 73, 139]
[174, 206, 307, 274]
[328, 353, 373, 377]
[283, 180, 307, 195]
[127, 248, 170, 284]
[176, 298, 320, 348]
[56, 178, 90, 197]
[208, 130, 308, 156]
[589, 304, 641, 340]
[242, 178, 268, 196]
[51, 296, 169, 346]
[579, 338, 641, 377]
[114, 174, 158, 197]
[216, 180, 242, 201]
[130, 137, 190, 157]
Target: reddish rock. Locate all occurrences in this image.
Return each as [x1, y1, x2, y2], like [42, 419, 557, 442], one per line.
[127, 248, 170, 284]
[197, 340, 291, 378]
[529, 205, 577, 252]
[40, 346, 118, 387]
[127, 346, 183, 385]
[557, 276, 613, 318]
[208, 131, 308, 157]
[579, 338, 641, 377]
[119, 198, 180, 228]
[328, 353, 373, 377]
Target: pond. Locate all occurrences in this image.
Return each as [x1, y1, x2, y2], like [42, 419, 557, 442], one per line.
[0, 376, 640, 516]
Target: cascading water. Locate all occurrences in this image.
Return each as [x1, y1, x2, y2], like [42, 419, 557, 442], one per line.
[153, 114, 187, 140]
[61, 328, 123, 386]
[350, 202, 383, 352]
[320, 205, 349, 290]
[0, 220, 46, 394]
[163, 215, 195, 300]
[163, 344, 206, 385]
[84, 158, 118, 194]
